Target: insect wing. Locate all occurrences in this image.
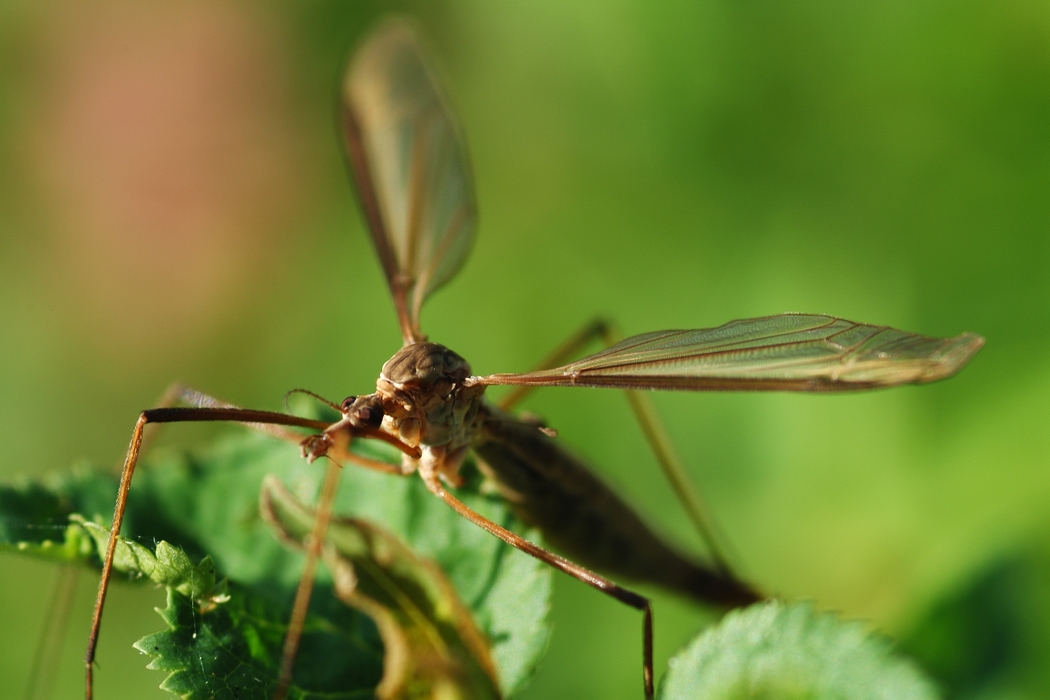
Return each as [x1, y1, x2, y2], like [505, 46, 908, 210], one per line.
[342, 21, 477, 343]
[472, 313, 984, 391]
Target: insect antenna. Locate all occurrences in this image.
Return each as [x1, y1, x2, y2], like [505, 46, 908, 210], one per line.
[284, 389, 344, 414]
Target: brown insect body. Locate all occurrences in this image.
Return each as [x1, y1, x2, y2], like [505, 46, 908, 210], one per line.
[473, 405, 759, 606]
[377, 341, 483, 463]
[309, 340, 757, 606]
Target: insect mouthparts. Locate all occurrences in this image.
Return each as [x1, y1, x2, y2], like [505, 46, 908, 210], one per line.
[352, 404, 384, 428]
[299, 433, 332, 463]
[341, 395, 385, 429]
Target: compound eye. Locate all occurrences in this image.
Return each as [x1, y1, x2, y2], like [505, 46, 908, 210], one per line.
[340, 396, 356, 412]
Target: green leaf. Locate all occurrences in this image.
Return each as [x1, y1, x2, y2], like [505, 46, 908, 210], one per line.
[133, 432, 551, 695]
[262, 475, 501, 700]
[135, 583, 383, 700]
[658, 601, 940, 700]
[70, 517, 382, 699]
[75, 517, 224, 600]
[0, 429, 551, 698]
[0, 467, 119, 564]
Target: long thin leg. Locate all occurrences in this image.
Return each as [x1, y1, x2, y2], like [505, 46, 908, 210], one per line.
[417, 464, 655, 699]
[23, 565, 81, 700]
[28, 385, 231, 700]
[499, 318, 732, 573]
[27, 385, 194, 700]
[160, 384, 320, 443]
[84, 406, 333, 700]
[273, 457, 344, 700]
[155, 384, 404, 474]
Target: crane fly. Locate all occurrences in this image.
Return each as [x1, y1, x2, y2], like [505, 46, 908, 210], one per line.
[82, 18, 984, 700]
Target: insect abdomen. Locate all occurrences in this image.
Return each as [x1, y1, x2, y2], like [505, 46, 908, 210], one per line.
[473, 407, 759, 607]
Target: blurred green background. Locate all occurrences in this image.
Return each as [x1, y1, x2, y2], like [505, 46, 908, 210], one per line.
[1, 0, 1048, 698]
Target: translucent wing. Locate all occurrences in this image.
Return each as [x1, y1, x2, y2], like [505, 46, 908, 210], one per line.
[342, 20, 477, 344]
[470, 314, 984, 392]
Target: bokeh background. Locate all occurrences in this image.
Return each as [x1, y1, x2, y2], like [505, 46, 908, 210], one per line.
[1, 1, 1048, 698]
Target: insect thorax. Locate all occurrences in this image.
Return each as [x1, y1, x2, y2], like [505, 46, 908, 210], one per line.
[376, 342, 485, 450]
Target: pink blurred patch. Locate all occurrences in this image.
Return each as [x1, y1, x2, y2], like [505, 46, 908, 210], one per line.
[28, 0, 304, 363]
